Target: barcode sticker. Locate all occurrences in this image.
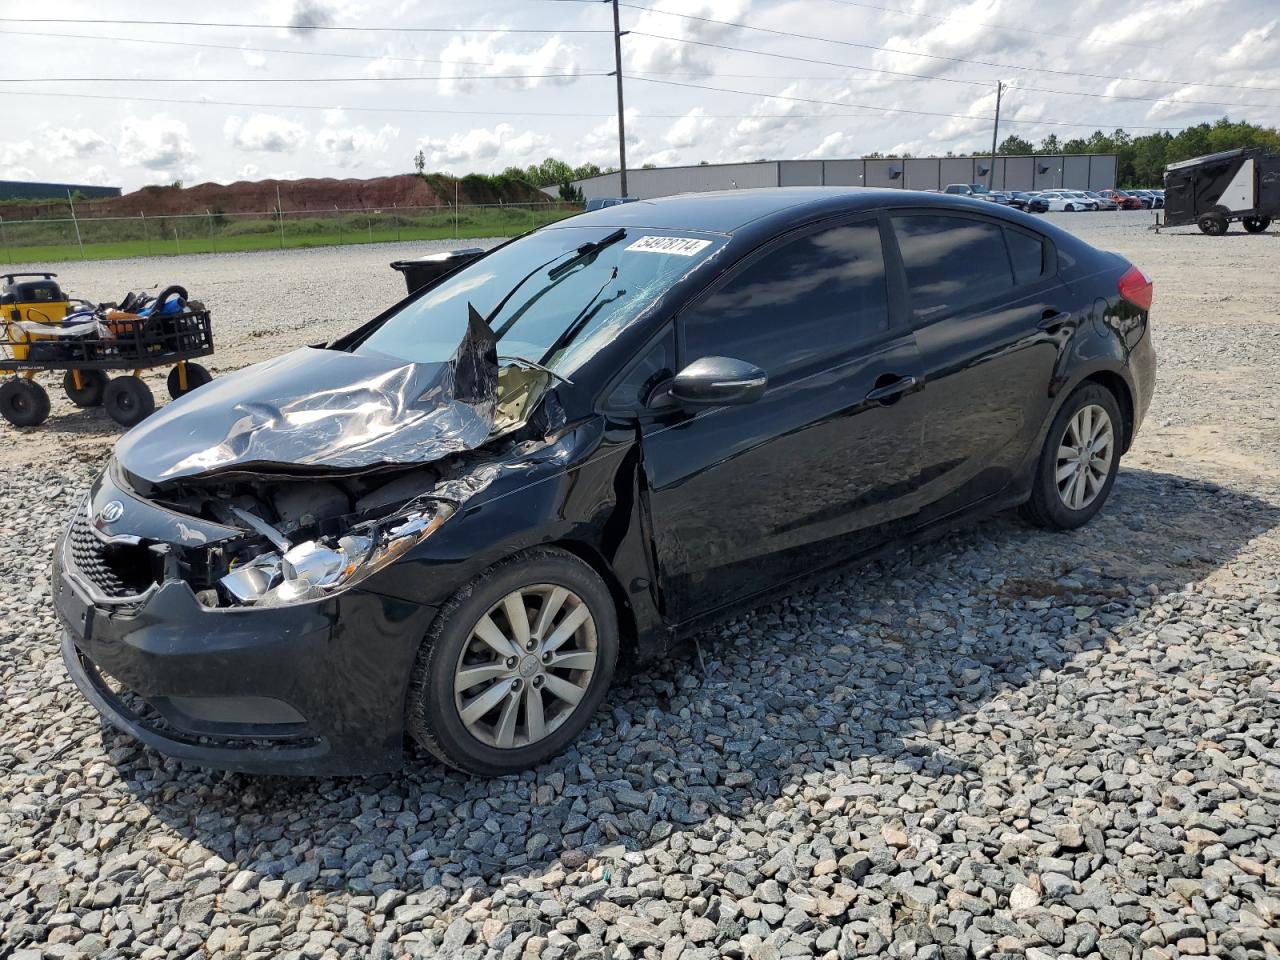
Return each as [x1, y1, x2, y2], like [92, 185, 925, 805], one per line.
[625, 236, 713, 256]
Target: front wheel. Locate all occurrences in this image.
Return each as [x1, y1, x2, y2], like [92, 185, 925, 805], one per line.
[104, 375, 155, 428]
[0, 379, 51, 427]
[1242, 216, 1271, 234]
[1198, 213, 1228, 236]
[405, 547, 619, 776]
[1020, 384, 1123, 530]
[1064, 204, 1075, 212]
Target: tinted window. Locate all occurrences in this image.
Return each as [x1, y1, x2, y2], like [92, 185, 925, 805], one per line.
[1005, 229, 1046, 285]
[891, 214, 1013, 319]
[682, 220, 888, 377]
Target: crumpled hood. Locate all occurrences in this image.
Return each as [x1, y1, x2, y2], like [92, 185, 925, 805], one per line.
[117, 310, 499, 483]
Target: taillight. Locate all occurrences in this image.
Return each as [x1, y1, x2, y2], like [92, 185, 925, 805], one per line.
[1118, 264, 1153, 311]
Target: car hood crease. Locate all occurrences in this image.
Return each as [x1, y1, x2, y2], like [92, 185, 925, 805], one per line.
[116, 309, 501, 483]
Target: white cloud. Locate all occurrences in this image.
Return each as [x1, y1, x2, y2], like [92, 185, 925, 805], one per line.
[1, 165, 36, 181]
[664, 108, 715, 149]
[0, 140, 35, 167]
[317, 124, 401, 168]
[240, 43, 267, 69]
[117, 114, 199, 177]
[625, 0, 752, 75]
[801, 131, 859, 159]
[80, 165, 114, 186]
[417, 123, 551, 170]
[46, 127, 109, 160]
[224, 114, 309, 153]
[437, 32, 582, 94]
[237, 163, 260, 180]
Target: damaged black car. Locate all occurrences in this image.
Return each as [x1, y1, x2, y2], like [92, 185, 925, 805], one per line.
[54, 188, 1156, 776]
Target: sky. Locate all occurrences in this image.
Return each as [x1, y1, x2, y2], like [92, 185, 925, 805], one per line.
[1, 0, 1277, 191]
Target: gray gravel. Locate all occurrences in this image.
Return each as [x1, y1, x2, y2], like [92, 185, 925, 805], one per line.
[3, 213, 1280, 959]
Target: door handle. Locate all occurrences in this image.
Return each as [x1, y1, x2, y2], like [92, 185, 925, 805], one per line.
[865, 374, 918, 404]
[1037, 309, 1072, 332]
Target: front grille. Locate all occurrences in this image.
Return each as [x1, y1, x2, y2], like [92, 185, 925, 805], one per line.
[67, 512, 160, 599]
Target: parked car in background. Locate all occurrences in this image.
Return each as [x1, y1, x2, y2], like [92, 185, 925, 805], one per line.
[943, 183, 991, 196]
[1084, 191, 1118, 211]
[1099, 189, 1142, 210]
[1039, 191, 1090, 212]
[1007, 191, 1049, 213]
[1064, 191, 1100, 211]
[55, 188, 1156, 777]
[984, 192, 1013, 205]
[1131, 189, 1163, 209]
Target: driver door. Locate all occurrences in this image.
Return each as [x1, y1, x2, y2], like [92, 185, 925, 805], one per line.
[636, 216, 928, 623]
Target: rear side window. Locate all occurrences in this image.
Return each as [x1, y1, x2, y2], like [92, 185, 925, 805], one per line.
[1005, 228, 1046, 285]
[681, 219, 889, 377]
[892, 214, 1013, 319]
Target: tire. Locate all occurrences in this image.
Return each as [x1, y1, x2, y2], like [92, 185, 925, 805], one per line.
[63, 369, 108, 407]
[405, 547, 620, 776]
[167, 362, 213, 399]
[1019, 384, 1123, 531]
[1242, 216, 1271, 234]
[1065, 204, 1075, 212]
[103, 375, 155, 428]
[0, 379, 51, 427]
[1198, 213, 1228, 236]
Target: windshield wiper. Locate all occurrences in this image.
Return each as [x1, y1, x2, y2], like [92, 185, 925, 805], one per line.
[498, 354, 573, 385]
[547, 228, 627, 281]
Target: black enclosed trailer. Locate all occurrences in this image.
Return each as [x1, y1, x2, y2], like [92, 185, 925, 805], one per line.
[1162, 147, 1280, 235]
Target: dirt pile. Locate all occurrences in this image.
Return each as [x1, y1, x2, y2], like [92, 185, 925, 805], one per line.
[4, 174, 553, 220]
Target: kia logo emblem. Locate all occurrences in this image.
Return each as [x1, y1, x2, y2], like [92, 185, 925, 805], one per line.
[97, 500, 125, 524]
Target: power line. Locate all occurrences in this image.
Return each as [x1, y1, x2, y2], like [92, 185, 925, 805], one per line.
[0, 17, 610, 34]
[0, 27, 553, 70]
[823, 0, 1164, 52]
[630, 77, 1189, 131]
[0, 72, 610, 83]
[620, 3, 1280, 94]
[0, 86, 1202, 132]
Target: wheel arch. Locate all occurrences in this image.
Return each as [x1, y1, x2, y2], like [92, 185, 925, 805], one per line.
[1078, 369, 1135, 452]
[548, 538, 642, 667]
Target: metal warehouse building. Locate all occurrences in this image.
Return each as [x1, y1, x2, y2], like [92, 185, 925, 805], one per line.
[570, 154, 1118, 200]
[0, 180, 122, 201]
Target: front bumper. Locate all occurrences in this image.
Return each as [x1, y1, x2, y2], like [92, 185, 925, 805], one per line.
[54, 534, 438, 776]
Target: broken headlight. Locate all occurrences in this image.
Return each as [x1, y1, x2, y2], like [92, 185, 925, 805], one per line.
[219, 500, 455, 607]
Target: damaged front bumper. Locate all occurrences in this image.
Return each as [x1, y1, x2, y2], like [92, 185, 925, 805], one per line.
[54, 525, 437, 775]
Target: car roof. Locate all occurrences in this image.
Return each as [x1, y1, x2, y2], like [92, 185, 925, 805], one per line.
[550, 187, 1036, 236]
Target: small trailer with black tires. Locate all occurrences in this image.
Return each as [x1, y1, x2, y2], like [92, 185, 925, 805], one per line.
[0, 278, 214, 429]
[1162, 147, 1280, 235]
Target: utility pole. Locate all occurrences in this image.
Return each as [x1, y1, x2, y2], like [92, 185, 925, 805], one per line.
[988, 80, 1003, 191]
[610, 0, 629, 198]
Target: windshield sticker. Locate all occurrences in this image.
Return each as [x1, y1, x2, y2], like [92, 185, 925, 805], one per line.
[625, 236, 713, 256]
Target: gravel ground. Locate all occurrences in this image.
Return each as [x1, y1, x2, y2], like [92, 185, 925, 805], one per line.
[2, 213, 1279, 960]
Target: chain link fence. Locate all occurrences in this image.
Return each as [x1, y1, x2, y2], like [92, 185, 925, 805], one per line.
[0, 202, 583, 264]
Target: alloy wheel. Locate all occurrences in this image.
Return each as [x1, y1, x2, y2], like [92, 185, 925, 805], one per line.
[453, 584, 598, 749]
[1055, 403, 1114, 511]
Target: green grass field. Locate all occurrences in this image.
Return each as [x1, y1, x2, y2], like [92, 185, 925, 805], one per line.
[0, 206, 581, 265]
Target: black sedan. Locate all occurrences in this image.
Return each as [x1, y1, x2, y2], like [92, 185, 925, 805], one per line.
[54, 189, 1156, 776]
[1007, 191, 1049, 213]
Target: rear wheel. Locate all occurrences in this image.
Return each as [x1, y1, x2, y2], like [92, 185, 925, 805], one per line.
[0, 379, 51, 427]
[1020, 384, 1123, 530]
[1065, 204, 1075, 212]
[405, 547, 619, 776]
[103, 375, 155, 427]
[1242, 216, 1271, 234]
[167, 362, 213, 399]
[63, 369, 108, 407]
[1198, 213, 1228, 236]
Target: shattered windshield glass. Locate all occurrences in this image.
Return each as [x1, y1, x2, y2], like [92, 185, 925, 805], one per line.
[355, 226, 726, 377]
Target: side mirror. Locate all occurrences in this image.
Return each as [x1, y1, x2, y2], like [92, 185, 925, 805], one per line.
[667, 356, 767, 408]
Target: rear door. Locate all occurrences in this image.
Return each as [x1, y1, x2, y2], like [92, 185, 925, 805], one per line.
[637, 215, 927, 622]
[888, 210, 1068, 518]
